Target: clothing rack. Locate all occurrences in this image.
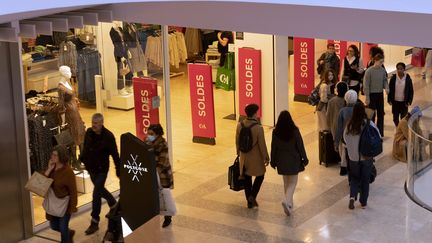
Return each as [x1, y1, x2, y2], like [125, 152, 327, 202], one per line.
[50, 123, 68, 134]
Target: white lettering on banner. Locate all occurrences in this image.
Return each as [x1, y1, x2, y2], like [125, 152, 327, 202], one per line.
[140, 90, 151, 135]
[124, 154, 148, 182]
[196, 75, 207, 117]
[245, 58, 253, 98]
[301, 83, 307, 89]
[300, 42, 308, 78]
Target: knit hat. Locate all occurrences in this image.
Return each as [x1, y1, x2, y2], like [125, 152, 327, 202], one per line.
[410, 106, 422, 116]
[336, 82, 348, 98]
[344, 90, 357, 104]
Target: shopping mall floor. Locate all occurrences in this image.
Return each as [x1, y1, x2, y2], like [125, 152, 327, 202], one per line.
[22, 67, 432, 243]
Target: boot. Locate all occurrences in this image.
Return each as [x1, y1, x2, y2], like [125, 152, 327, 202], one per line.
[162, 216, 172, 228]
[84, 219, 99, 235]
[68, 229, 75, 243]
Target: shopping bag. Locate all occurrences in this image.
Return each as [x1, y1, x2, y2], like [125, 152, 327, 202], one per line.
[226, 52, 235, 70]
[215, 67, 235, 91]
[159, 188, 177, 216]
[25, 172, 54, 197]
[228, 156, 244, 191]
[43, 188, 70, 217]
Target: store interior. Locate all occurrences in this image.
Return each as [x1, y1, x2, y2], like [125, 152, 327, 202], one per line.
[22, 20, 416, 226]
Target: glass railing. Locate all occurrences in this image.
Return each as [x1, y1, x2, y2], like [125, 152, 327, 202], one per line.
[405, 106, 432, 211]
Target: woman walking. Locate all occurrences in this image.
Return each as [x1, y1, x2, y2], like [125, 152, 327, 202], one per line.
[44, 145, 78, 243]
[342, 45, 364, 93]
[343, 102, 380, 209]
[271, 110, 308, 216]
[317, 69, 335, 131]
[147, 124, 175, 228]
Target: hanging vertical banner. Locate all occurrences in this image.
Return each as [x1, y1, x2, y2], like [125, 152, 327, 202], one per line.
[238, 47, 262, 118]
[293, 37, 315, 102]
[328, 40, 347, 73]
[133, 77, 160, 141]
[188, 63, 216, 145]
[362, 43, 378, 67]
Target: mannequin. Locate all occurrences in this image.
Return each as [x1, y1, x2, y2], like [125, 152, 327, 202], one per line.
[110, 22, 133, 96]
[58, 66, 86, 168]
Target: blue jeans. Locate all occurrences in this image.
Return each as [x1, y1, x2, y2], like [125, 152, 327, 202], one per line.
[49, 213, 71, 243]
[90, 173, 117, 222]
[349, 159, 373, 205]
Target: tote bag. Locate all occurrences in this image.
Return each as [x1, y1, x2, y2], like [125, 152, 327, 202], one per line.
[216, 52, 235, 91]
[25, 172, 53, 197]
[157, 173, 177, 216]
[43, 188, 70, 217]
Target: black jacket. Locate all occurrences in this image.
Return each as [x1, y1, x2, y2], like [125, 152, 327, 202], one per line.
[388, 73, 414, 105]
[270, 129, 308, 175]
[80, 127, 121, 175]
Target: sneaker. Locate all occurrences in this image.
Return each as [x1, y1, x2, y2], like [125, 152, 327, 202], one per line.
[84, 220, 99, 235]
[69, 229, 75, 243]
[348, 198, 355, 210]
[340, 167, 348, 176]
[281, 202, 290, 216]
[162, 216, 172, 228]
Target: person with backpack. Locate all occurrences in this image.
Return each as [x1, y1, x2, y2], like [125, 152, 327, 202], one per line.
[236, 104, 269, 208]
[270, 110, 308, 216]
[343, 102, 381, 210]
[388, 62, 414, 127]
[334, 90, 358, 175]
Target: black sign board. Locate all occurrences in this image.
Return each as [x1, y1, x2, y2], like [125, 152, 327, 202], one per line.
[120, 133, 159, 232]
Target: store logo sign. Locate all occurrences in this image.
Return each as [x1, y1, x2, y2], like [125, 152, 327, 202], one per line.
[219, 74, 229, 84]
[124, 154, 148, 182]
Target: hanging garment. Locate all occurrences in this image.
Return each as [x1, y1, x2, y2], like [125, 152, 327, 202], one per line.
[59, 41, 78, 76]
[175, 32, 188, 63]
[28, 112, 59, 172]
[76, 48, 101, 103]
[184, 28, 202, 57]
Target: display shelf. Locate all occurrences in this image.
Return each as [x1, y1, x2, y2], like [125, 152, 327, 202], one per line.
[24, 58, 61, 92]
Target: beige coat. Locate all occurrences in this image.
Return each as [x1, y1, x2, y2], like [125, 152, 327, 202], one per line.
[236, 119, 269, 176]
[393, 117, 408, 162]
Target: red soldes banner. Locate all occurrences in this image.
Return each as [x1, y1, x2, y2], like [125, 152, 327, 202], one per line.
[294, 37, 315, 96]
[238, 48, 262, 118]
[188, 64, 216, 139]
[328, 40, 347, 73]
[133, 77, 160, 140]
[362, 43, 378, 67]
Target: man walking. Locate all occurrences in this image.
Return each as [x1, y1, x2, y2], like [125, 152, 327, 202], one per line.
[317, 43, 341, 78]
[80, 113, 121, 235]
[236, 104, 269, 208]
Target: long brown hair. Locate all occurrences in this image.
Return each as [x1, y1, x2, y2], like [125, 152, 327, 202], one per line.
[346, 102, 367, 135]
[52, 145, 70, 165]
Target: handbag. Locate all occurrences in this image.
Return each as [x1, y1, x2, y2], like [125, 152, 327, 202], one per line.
[369, 164, 377, 184]
[43, 188, 70, 217]
[25, 172, 54, 197]
[159, 188, 177, 216]
[54, 129, 74, 146]
[228, 156, 245, 191]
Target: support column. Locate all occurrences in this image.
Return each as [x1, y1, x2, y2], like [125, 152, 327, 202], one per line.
[161, 25, 174, 168]
[273, 36, 289, 124]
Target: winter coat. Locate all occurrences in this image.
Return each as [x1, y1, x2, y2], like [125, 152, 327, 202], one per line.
[236, 118, 269, 176]
[388, 73, 414, 106]
[393, 117, 409, 162]
[326, 96, 346, 140]
[152, 136, 174, 189]
[270, 129, 308, 175]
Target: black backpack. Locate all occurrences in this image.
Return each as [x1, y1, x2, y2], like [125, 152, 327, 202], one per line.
[307, 84, 321, 106]
[359, 120, 383, 158]
[238, 121, 258, 153]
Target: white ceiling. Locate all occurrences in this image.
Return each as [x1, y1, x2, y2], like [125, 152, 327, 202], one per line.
[1, 1, 432, 47]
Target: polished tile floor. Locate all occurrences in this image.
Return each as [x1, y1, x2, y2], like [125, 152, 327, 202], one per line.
[22, 67, 432, 242]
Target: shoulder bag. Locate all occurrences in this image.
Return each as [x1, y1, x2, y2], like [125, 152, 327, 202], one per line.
[43, 188, 70, 217]
[25, 172, 54, 197]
